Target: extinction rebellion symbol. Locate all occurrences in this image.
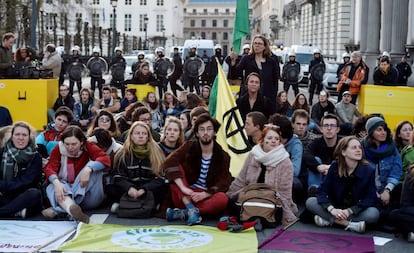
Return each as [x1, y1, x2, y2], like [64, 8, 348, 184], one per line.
[111, 227, 213, 250]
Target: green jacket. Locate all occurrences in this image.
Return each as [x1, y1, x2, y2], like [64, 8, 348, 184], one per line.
[401, 145, 414, 181]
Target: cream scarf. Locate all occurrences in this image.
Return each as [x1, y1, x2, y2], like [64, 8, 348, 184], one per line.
[251, 144, 289, 167]
[58, 141, 84, 182]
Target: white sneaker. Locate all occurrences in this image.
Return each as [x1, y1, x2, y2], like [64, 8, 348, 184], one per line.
[111, 202, 120, 213]
[314, 215, 330, 227]
[408, 232, 414, 242]
[345, 221, 366, 234]
[15, 208, 27, 219]
[42, 207, 58, 219]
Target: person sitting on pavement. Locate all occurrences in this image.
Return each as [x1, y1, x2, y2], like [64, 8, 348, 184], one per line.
[106, 121, 167, 215]
[275, 90, 293, 117]
[306, 136, 380, 234]
[184, 106, 209, 141]
[91, 86, 121, 114]
[335, 91, 361, 135]
[310, 90, 336, 133]
[163, 113, 232, 225]
[0, 122, 43, 219]
[161, 91, 181, 119]
[47, 84, 75, 123]
[142, 91, 164, 133]
[0, 125, 12, 148]
[302, 114, 341, 197]
[72, 88, 95, 132]
[120, 88, 138, 112]
[36, 106, 73, 158]
[394, 120, 413, 152]
[87, 110, 121, 139]
[291, 109, 318, 152]
[118, 106, 160, 143]
[361, 116, 403, 229]
[42, 126, 110, 223]
[244, 111, 266, 148]
[158, 116, 185, 158]
[226, 124, 298, 226]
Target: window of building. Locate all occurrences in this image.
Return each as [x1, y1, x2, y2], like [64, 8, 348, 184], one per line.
[92, 0, 99, 4]
[46, 0, 52, 3]
[139, 14, 148, 32]
[225, 9, 230, 14]
[92, 13, 100, 27]
[212, 20, 217, 27]
[62, 0, 68, 4]
[76, 13, 82, 19]
[201, 32, 206, 39]
[201, 20, 206, 27]
[45, 13, 55, 30]
[60, 13, 66, 30]
[157, 0, 164, 6]
[223, 32, 228, 40]
[190, 32, 195, 37]
[203, 9, 207, 14]
[75, 0, 82, 4]
[212, 32, 217, 40]
[156, 15, 164, 32]
[125, 14, 131, 31]
[214, 9, 218, 14]
[192, 9, 196, 14]
[190, 20, 195, 27]
[140, 0, 147, 5]
[184, 8, 187, 13]
[125, 0, 131, 5]
[223, 20, 228, 27]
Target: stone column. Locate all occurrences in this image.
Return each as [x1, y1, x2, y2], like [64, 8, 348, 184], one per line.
[359, 0, 368, 53]
[407, 0, 414, 47]
[380, 0, 393, 52]
[365, 0, 380, 54]
[391, 0, 409, 58]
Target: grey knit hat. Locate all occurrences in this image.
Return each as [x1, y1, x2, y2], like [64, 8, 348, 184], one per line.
[365, 116, 386, 136]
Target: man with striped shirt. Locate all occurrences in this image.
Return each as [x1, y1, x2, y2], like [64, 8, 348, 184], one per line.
[163, 113, 232, 225]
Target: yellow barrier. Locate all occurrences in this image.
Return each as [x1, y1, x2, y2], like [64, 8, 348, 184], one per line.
[0, 79, 58, 130]
[358, 85, 414, 129]
[127, 84, 156, 101]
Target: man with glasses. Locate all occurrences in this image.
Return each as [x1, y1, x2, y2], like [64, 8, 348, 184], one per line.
[302, 114, 341, 197]
[163, 113, 232, 226]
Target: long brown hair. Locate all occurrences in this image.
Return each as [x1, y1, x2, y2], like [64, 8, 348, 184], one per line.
[250, 35, 272, 58]
[114, 121, 165, 176]
[161, 116, 184, 146]
[334, 136, 368, 177]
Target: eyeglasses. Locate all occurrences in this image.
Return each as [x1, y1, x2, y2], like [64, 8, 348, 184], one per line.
[199, 126, 214, 133]
[98, 116, 111, 123]
[253, 42, 264, 46]
[322, 124, 338, 129]
[59, 89, 68, 91]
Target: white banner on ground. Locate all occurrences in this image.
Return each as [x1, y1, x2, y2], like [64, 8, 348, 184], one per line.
[0, 220, 76, 252]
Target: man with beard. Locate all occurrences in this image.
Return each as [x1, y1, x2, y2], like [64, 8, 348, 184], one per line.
[336, 51, 369, 104]
[163, 113, 232, 225]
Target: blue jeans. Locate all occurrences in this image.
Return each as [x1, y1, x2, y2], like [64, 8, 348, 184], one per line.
[308, 157, 323, 189]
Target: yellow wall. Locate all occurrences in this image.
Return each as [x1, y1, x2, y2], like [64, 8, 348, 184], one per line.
[0, 79, 58, 130]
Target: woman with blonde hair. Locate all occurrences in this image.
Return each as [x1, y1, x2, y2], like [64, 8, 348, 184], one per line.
[107, 121, 167, 214]
[158, 116, 184, 157]
[306, 136, 380, 234]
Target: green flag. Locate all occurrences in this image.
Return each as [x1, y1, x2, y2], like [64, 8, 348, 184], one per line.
[232, 0, 250, 54]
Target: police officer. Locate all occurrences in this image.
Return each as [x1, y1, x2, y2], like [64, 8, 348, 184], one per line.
[153, 47, 171, 98]
[87, 47, 106, 98]
[282, 51, 301, 96]
[67, 45, 83, 96]
[110, 47, 127, 97]
[183, 45, 203, 94]
[396, 54, 412, 85]
[337, 52, 350, 78]
[169, 47, 184, 96]
[206, 44, 225, 86]
[308, 48, 326, 105]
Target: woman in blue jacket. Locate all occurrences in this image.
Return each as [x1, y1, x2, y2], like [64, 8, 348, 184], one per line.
[306, 136, 380, 234]
[0, 122, 42, 218]
[362, 116, 402, 228]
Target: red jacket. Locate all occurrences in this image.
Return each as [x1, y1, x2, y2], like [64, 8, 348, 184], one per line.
[44, 141, 111, 182]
